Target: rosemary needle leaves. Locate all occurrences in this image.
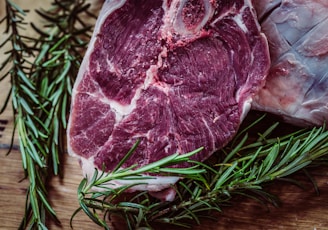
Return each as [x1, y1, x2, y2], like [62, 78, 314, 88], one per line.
[1, 1, 328, 230]
[73, 116, 328, 230]
[0, 0, 95, 229]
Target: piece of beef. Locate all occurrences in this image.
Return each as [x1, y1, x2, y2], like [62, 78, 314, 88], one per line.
[67, 0, 270, 199]
[252, 0, 328, 126]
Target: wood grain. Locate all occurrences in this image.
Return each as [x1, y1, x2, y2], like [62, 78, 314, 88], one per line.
[0, 1, 328, 229]
[1, 131, 328, 230]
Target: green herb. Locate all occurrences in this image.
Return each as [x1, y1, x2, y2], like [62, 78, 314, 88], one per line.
[0, 0, 95, 229]
[73, 117, 328, 229]
[1, 1, 328, 230]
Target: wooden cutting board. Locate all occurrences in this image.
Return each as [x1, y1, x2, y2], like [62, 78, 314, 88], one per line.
[1, 104, 328, 230]
[1, 1, 328, 229]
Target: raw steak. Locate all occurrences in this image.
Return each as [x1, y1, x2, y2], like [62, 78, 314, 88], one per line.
[67, 0, 269, 198]
[252, 0, 328, 126]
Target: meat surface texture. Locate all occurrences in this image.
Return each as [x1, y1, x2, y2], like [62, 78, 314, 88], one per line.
[252, 0, 328, 126]
[67, 0, 269, 197]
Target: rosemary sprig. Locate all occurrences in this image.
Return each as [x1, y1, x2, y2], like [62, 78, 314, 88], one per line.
[73, 119, 328, 229]
[2, 1, 328, 230]
[0, 0, 95, 229]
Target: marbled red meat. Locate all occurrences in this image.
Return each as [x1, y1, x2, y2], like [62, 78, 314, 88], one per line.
[67, 0, 270, 199]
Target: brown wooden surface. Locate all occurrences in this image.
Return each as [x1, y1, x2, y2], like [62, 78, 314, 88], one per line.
[1, 1, 328, 229]
[1, 115, 328, 230]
